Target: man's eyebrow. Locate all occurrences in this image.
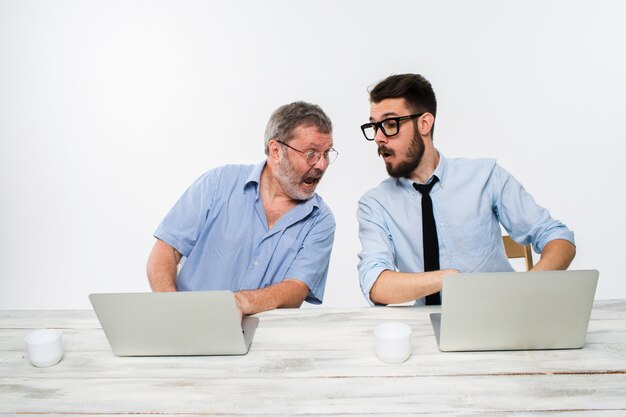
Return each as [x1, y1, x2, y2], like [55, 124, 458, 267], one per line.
[369, 112, 399, 122]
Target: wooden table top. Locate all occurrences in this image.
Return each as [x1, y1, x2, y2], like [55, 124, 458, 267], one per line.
[1, 300, 625, 416]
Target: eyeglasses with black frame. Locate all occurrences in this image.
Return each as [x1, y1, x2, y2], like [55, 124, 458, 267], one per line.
[360, 113, 424, 141]
[275, 140, 339, 166]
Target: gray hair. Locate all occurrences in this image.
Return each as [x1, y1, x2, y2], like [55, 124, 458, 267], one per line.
[264, 101, 333, 155]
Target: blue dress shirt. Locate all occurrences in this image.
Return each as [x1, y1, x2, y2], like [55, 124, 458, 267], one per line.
[357, 152, 575, 306]
[155, 162, 335, 304]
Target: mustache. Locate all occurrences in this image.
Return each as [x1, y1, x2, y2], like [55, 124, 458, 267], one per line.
[303, 168, 324, 181]
[378, 145, 394, 157]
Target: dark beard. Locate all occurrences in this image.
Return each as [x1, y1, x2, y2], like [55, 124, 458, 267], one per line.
[382, 129, 425, 178]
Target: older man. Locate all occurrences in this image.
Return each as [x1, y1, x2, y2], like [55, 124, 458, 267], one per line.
[357, 74, 575, 306]
[148, 101, 337, 315]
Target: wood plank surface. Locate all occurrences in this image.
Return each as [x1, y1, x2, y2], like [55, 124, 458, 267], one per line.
[2, 374, 626, 415]
[1, 301, 625, 415]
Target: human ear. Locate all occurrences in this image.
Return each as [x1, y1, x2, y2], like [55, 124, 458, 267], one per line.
[268, 139, 282, 161]
[419, 113, 435, 137]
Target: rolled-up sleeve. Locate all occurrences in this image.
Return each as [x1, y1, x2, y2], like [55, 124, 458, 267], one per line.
[493, 164, 575, 253]
[357, 195, 397, 306]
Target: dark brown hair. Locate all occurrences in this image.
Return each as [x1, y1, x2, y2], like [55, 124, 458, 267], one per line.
[369, 74, 437, 136]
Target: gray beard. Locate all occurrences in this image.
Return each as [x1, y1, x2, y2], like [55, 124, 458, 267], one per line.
[275, 155, 315, 201]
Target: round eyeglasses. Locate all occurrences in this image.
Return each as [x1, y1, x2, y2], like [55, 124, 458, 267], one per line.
[276, 140, 338, 166]
[360, 113, 424, 141]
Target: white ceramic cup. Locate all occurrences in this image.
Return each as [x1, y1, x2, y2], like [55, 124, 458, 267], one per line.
[375, 322, 412, 364]
[24, 329, 64, 368]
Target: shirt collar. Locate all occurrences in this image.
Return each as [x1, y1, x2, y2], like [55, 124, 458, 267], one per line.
[432, 151, 448, 190]
[244, 160, 267, 191]
[244, 160, 321, 209]
[397, 150, 448, 191]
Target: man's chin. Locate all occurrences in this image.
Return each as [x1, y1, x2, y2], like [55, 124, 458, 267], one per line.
[299, 188, 316, 200]
[288, 185, 316, 201]
[385, 161, 415, 179]
[293, 194, 314, 202]
[385, 162, 400, 178]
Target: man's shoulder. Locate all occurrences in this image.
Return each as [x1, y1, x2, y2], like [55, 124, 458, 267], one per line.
[196, 163, 256, 185]
[359, 177, 402, 204]
[181, 164, 258, 200]
[442, 156, 500, 182]
[445, 156, 497, 171]
[203, 163, 255, 177]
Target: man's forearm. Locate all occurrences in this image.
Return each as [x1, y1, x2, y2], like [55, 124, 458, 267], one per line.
[235, 279, 309, 315]
[147, 240, 181, 292]
[370, 269, 456, 305]
[148, 269, 177, 292]
[532, 239, 576, 271]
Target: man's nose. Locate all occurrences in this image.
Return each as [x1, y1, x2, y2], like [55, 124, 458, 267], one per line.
[374, 128, 388, 145]
[312, 155, 329, 170]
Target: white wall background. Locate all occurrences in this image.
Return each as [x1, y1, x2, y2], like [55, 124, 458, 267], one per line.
[1, 0, 625, 309]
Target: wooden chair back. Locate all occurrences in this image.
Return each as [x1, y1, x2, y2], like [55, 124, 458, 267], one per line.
[502, 235, 533, 271]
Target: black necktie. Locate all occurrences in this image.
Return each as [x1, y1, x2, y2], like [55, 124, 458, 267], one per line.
[413, 177, 441, 305]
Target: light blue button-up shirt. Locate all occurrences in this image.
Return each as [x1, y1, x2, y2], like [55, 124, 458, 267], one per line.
[357, 152, 575, 306]
[155, 162, 335, 304]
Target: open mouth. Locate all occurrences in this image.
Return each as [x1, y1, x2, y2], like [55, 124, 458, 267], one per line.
[301, 167, 324, 191]
[302, 176, 321, 187]
[302, 168, 323, 188]
[378, 146, 394, 161]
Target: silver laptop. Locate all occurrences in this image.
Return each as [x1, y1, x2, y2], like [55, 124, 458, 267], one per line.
[430, 270, 599, 352]
[89, 291, 259, 356]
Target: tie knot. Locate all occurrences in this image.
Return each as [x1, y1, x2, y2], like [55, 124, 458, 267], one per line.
[413, 177, 439, 195]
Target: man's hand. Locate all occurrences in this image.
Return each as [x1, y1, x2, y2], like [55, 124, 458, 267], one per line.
[234, 292, 247, 321]
[234, 279, 310, 316]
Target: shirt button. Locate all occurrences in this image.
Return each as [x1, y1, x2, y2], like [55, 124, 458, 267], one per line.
[254, 261, 259, 266]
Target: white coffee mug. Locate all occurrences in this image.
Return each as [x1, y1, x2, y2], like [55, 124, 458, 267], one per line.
[375, 322, 412, 364]
[24, 329, 64, 368]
